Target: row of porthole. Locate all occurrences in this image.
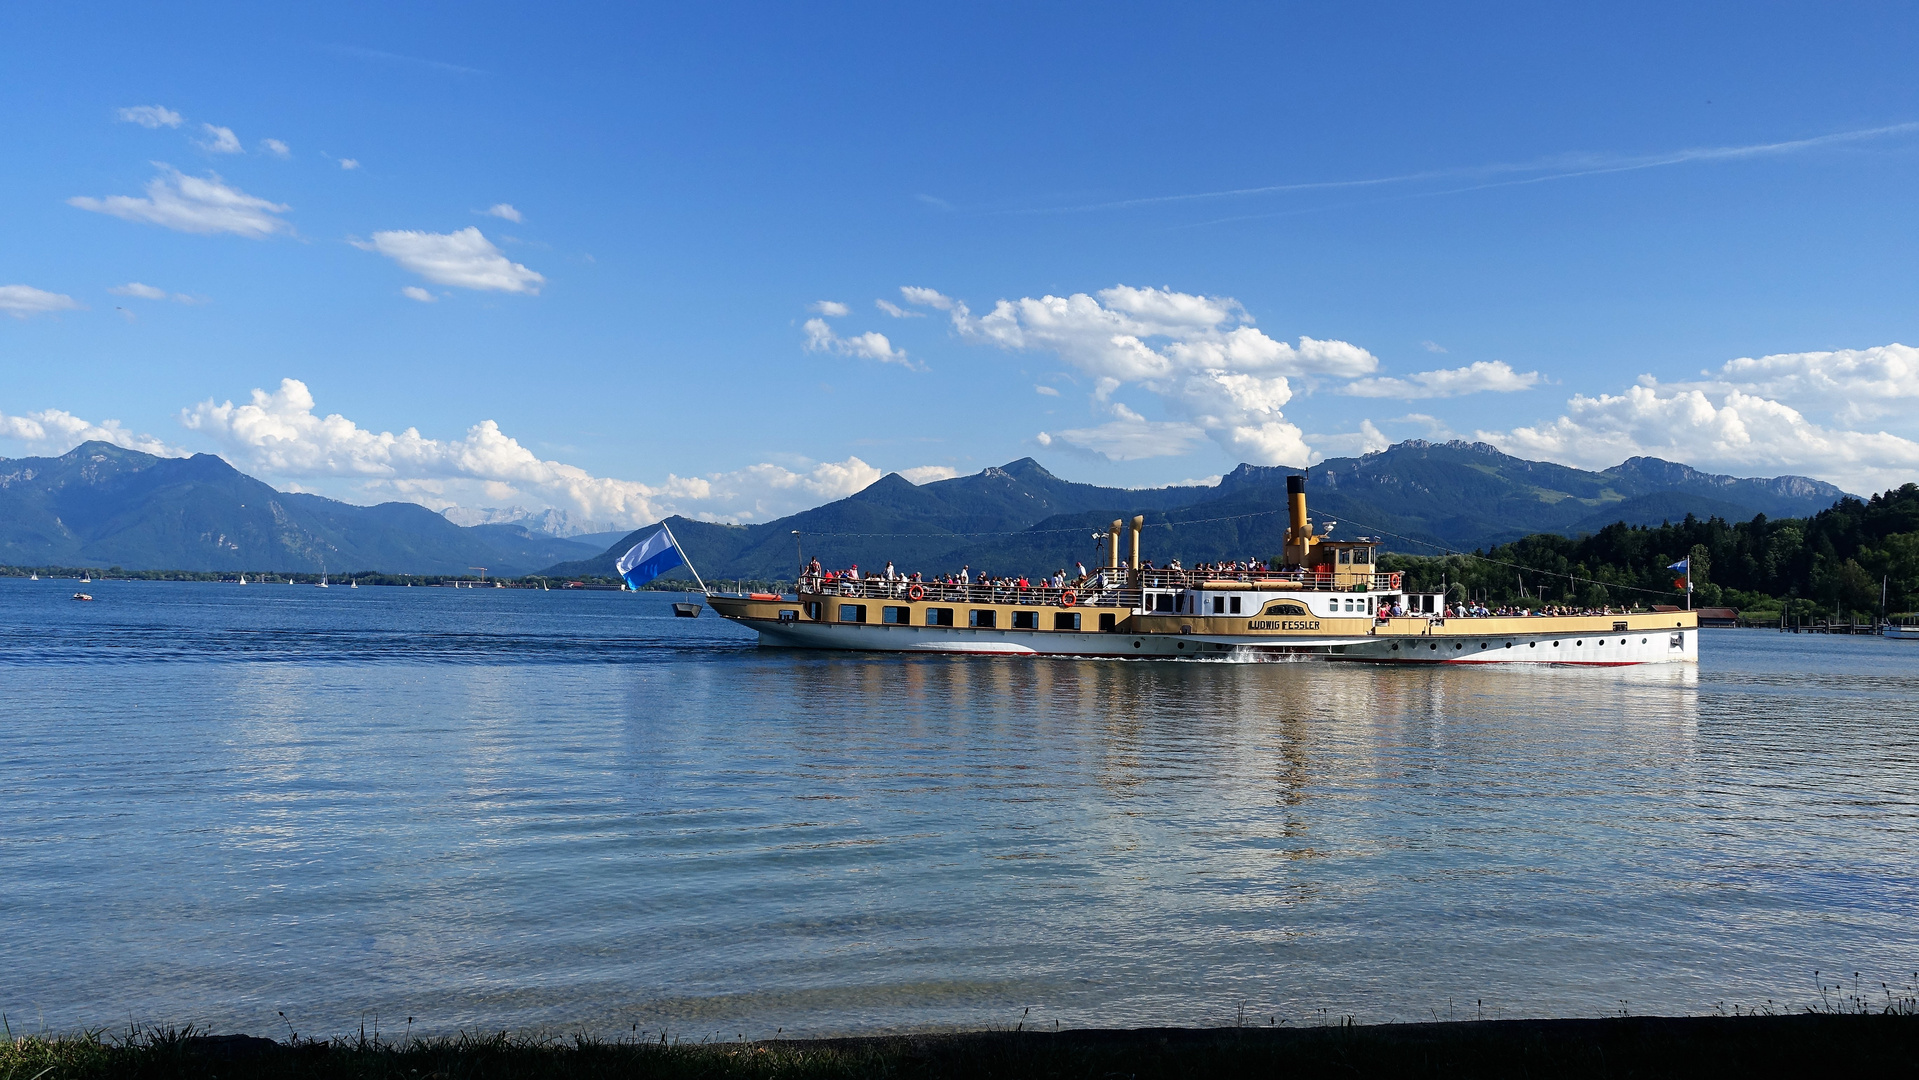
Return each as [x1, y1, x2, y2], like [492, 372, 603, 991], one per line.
[1392, 637, 1651, 651]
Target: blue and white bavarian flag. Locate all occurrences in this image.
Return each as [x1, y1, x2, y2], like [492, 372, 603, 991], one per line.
[1667, 557, 1690, 573]
[617, 528, 685, 589]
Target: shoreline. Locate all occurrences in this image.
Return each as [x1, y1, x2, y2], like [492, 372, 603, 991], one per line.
[8, 1013, 1916, 1078]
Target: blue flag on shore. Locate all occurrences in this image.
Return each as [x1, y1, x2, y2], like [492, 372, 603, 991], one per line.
[1667, 557, 1689, 573]
[617, 528, 685, 589]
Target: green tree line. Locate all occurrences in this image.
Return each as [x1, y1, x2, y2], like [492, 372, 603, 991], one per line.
[1380, 483, 1919, 619]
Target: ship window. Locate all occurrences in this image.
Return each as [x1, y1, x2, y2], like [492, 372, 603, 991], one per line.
[838, 604, 867, 623]
[970, 609, 997, 628]
[1011, 610, 1039, 630]
[1263, 602, 1308, 616]
[1099, 612, 1117, 631]
[805, 602, 822, 620]
[1212, 595, 1225, 614]
[1338, 548, 1352, 565]
[1353, 547, 1371, 564]
[1154, 593, 1175, 613]
[1230, 596, 1242, 614]
[925, 607, 954, 626]
[883, 606, 911, 624]
[1054, 611, 1081, 631]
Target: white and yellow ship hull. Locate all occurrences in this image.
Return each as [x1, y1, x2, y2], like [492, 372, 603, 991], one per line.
[707, 593, 1699, 666]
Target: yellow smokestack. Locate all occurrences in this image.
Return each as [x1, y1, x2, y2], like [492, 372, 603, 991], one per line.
[1108, 520, 1123, 569]
[1130, 515, 1144, 570]
[1283, 474, 1318, 566]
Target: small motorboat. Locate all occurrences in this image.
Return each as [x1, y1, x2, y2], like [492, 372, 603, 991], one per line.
[673, 602, 703, 618]
[72, 592, 94, 602]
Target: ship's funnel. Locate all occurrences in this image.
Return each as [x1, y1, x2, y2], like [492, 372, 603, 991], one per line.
[1130, 515, 1144, 570]
[1109, 520, 1123, 569]
[1283, 474, 1318, 566]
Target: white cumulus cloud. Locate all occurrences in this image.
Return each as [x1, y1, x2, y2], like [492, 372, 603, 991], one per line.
[261, 138, 291, 158]
[875, 298, 923, 318]
[109, 282, 169, 300]
[0, 407, 180, 456]
[808, 300, 850, 317]
[801, 312, 915, 368]
[1037, 403, 1208, 461]
[1710, 343, 1919, 425]
[1342, 359, 1542, 399]
[907, 284, 1375, 465]
[339, 158, 361, 170]
[0, 285, 83, 318]
[354, 227, 544, 294]
[197, 124, 243, 153]
[898, 465, 961, 485]
[1481, 379, 1919, 494]
[1310, 419, 1392, 459]
[69, 167, 292, 238]
[401, 286, 437, 303]
[117, 105, 183, 129]
[482, 203, 522, 222]
[179, 378, 943, 524]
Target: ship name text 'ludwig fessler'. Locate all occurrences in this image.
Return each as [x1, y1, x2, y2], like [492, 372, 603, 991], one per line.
[706, 475, 1698, 664]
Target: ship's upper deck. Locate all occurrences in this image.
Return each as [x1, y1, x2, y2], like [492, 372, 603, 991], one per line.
[798, 563, 1402, 612]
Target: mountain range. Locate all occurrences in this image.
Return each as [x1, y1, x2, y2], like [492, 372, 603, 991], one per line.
[0, 442, 599, 574]
[539, 440, 1852, 583]
[0, 439, 1854, 578]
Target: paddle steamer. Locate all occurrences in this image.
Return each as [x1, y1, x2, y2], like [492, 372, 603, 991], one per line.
[707, 476, 1697, 664]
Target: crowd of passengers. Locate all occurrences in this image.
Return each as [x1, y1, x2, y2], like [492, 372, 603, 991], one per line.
[1381, 600, 1640, 619]
[799, 558, 1638, 618]
[798, 556, 1293, 594]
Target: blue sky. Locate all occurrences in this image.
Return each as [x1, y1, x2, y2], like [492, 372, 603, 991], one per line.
[4, 2, 1918, 528]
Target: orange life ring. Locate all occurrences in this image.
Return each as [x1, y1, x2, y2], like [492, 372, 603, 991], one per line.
[907, 583, 925, 601]
[1389, 572, 1402, 590]
[1059, 589, 1076, 607]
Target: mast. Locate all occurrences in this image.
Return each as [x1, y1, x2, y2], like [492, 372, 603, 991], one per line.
[662, 522, 711, 597]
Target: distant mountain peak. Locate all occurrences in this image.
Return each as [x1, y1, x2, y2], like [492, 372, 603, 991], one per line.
[996, 457, 1058, 481]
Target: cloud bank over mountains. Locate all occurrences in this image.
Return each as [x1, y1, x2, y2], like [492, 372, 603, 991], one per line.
[892, 284, 1541, 466]
[171, 379, 933, 524]
[1477, 344, 1919, 494]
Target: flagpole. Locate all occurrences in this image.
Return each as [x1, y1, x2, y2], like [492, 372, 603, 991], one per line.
[662, 522, 711, 597]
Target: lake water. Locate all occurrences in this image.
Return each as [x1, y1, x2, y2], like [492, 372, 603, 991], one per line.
[3, 577, 1916, 1038]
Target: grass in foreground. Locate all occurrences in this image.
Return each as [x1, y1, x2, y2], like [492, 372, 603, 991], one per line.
[5, 1014, 1918, 1080]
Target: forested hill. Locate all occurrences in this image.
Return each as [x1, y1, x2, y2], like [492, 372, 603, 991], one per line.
[541, 441, 1853, 584]
[1384, 484, 1919, 617]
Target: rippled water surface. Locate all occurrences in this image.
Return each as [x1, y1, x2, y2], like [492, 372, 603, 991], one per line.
[4, 578, 1917, 1036]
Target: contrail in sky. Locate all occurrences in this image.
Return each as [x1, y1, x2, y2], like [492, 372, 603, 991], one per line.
[1014, 121, 1919, 216]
